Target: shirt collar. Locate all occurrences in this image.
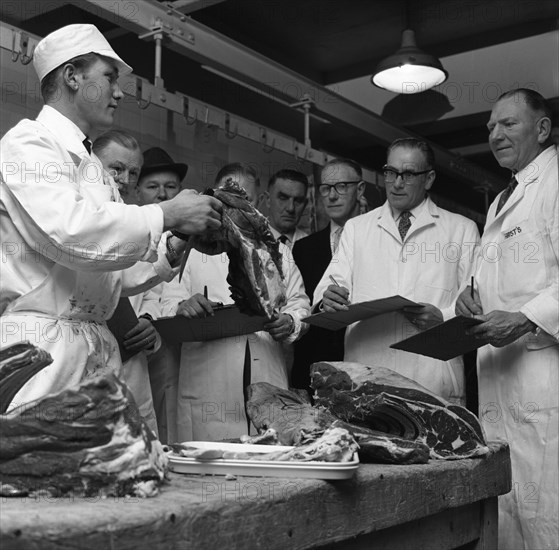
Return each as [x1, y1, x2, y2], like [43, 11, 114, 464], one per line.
[270, 226, 294, 243]
[330, 221, 343, 236]
[390, 196, 428, 220]
[36, 105, 88, 156]
[516, 145, 556, 186]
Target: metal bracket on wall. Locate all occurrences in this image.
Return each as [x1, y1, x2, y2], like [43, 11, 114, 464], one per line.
[7, 28, 38, 65]
[289, 94, 315, 150]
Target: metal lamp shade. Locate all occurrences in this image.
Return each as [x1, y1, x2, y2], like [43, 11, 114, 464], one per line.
[371, 29, 448, 94]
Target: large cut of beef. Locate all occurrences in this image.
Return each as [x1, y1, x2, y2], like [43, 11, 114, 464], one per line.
[247, 382, 430, 464]
[0, 342, 167, 498]
[191, 180, 286, 318]
[311, 361, 489, 460]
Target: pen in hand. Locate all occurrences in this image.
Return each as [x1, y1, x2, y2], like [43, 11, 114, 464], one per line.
[470, 276, 474, 300]
[329, 275, 341, 287]
[203, 285, 208, 300]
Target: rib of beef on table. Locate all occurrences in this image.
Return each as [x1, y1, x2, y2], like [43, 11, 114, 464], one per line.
[247, 382, 429, 464]
[311, 361, 489, 460]
[192, 179, 286, 318]
[0, 342, 167, 498]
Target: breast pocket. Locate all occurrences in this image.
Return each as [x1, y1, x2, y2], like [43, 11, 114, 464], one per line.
[497, 222, 547, 307]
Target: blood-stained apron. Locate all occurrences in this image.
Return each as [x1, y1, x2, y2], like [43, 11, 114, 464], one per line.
[1, 156, 124, 410]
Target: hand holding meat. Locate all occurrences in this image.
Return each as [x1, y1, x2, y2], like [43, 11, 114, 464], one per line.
[402, 303, 443, 330]
[322, 284, 350, 312]
[264, 313, 295, 341]
[177, 294, 221, 318]
[160, 189, 223, 234]
[123, 318, 159, 353]
[455, 286, 483, 317]
[468, 310, 536, 347]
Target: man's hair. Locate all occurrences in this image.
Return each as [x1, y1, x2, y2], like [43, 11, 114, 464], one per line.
[40, 52, 100, 103]
[387, 138, 435, 170]
[215, 162, 260, 187]
[320, 158, 362, 183]
[268, 169, 308, 190]
[92, 130, 141, 156]
[497, 88, 553, 122]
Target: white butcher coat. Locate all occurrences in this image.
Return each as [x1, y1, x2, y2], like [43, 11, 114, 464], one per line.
[313, 197, 480, 403]
[161, 245, 310, 441]
[0, 106, 175, 409]
[475, 145, 558, 550]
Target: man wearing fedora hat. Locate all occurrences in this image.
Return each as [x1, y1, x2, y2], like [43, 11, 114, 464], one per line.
[135, 147, 187, 206]
[0, 24, 222, 410]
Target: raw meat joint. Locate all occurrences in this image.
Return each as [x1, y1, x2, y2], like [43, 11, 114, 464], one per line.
[247, 361, 489, 464]
[192, 179, 286, 318]
[312, 361, 489, 460]
[0, 342, 168, 498]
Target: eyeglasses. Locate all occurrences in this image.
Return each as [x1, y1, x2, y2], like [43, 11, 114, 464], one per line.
[383, 166, 432, 184]
[317, 181, 361, 197]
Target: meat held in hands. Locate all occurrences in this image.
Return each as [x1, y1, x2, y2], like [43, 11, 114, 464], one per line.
[192, 180, 287, 318]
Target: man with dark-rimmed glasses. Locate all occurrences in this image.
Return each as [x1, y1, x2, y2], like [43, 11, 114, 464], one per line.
[312, 138, 480, 405]
[292, 158, 365, 393]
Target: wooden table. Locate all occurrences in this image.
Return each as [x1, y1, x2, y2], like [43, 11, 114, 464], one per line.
[0, 442, 510, 550]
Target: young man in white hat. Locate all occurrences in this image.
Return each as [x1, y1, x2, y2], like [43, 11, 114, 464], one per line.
[0, 24, 222, 410]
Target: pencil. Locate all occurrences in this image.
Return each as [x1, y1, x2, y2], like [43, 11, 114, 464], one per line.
[203, 285, 208, 299]
[470, 276, 474, 300]
[329, 275, 341, 287]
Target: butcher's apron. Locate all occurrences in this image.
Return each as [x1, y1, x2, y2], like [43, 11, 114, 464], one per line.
[1, 159, 124, 410]
[476, 176, 559, 550]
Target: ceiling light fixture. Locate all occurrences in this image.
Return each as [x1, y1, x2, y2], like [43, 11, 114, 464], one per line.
[371, 28, 448, 94]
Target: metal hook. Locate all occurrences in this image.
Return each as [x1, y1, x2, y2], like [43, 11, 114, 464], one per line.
[181, 97, 197, 125]
[135, 78, 151, 110]
[224, 113, 238, 139]
[261, 129, 275, 153]
[11, 32, 19, 62]
[203, 106, 210, 125]
[19, 34, 34, 65]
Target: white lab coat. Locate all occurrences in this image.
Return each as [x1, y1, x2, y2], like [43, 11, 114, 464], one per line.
[0, 106, 176, 409]
[160, 245, 310, 441]
[313, 197, 480, 403]
[122, 287, 163, 436]
[475, 145, 558, 550]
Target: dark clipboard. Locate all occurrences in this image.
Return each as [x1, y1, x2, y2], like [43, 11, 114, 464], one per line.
[390, 315, 485, 361]
[154, 305, 268, 343]
[302, 295, 420, 330]
[106, 297, 140, 363]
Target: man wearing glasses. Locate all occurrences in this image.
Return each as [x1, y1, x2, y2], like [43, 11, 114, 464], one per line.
[313, 138, 480, 404]
[291, 158, 365, 393]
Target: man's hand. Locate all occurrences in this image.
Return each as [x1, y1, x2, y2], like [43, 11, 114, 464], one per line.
[123, 318, 159, 353]
[322, 284, 350, 313]
[456, 286, 483, 317]
[176, 294, 221, 318]
[403, 303, 443, 330]
[468, 310, 537, 347]
[160, 190, 222, 234]
[264, 313, 295, 341]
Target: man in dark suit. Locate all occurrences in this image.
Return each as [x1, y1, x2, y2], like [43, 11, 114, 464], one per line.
[292, 158, 365, 392]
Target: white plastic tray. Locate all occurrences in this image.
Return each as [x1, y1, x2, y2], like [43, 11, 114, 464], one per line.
[167, 441, 359, 480]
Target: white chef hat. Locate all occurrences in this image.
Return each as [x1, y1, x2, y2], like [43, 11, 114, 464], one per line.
[33, 24, 133, 82]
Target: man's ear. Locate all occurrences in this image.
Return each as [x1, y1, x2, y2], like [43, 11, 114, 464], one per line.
[424, 170, 436, 191]
[356, 180, 366, 199]
[536, 117, 552, 144]
[61, 63, 80, 91]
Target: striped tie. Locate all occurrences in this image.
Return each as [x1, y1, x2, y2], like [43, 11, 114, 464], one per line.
[495, 174, 518, 215]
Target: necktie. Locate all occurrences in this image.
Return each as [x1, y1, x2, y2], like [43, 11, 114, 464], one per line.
[398, 211, 412, 241]
[82, 137, 92, 155]
[495, 174, 518, 215]
[331, 226, 343, 254]
[279, 234, 289, 245]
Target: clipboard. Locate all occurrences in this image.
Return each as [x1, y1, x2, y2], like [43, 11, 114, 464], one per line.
[390, 315, 485, 361]
[302, 295, 420, 330]
[154, 305, 268, 343]
[106, 297, 140, 363]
